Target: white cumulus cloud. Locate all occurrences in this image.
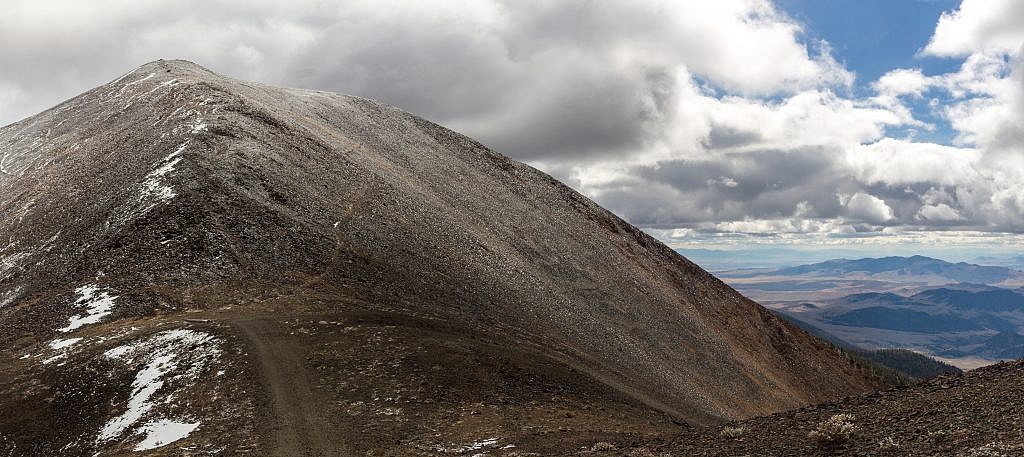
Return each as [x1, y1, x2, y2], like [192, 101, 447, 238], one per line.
[917, 203, 962, 222]
[846, 192, 894, 223]
[923, 0, 1024, 57]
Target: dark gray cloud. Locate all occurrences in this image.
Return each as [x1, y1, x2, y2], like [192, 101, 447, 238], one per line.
[596, 148, 851, 226]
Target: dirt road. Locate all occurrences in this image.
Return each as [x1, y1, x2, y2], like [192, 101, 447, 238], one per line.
[230, 317, 348, 456]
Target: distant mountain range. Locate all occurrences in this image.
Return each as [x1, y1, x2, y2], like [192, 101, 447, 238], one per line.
[679, 248, 1024, 272]
[723, 255, 1024, 286]
[719, 256, 1024, 368]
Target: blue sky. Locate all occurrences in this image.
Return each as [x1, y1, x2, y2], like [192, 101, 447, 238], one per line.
[778, 0, 963, 144]
[778, 0, 962, 83]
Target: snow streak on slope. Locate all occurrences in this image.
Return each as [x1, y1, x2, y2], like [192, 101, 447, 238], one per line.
[59, 285, 118, 332]
[138, 141, 188, 206]
[97, 329, 221, 450]
[0, 286, 20, 307]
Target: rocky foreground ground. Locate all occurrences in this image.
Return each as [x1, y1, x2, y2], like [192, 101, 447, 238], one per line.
[581, 360, 1024, 456]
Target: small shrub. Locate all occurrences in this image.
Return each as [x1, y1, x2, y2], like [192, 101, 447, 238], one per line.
[878, 435, 899, 451]
[808, 414, 859, 446]
[589, 442, 617, 452]
[719, 426, 747, 439]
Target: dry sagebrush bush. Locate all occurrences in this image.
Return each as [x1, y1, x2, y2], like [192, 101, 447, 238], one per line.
[808, 414, 859, 446]
[719, 426, 747, 438]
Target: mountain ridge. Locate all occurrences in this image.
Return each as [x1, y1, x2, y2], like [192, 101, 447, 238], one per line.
[0, 60, 887, 455]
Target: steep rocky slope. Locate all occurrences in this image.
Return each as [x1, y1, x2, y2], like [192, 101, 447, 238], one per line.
[0, 60, 886, 455]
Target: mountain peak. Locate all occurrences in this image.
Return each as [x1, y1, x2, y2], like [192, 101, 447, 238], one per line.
[1, 62, 889, 453]
[129, 58, 217, 77]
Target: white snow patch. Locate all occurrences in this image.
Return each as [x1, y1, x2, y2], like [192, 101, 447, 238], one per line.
[463, 438, 499, 452]
[103, 344, 133, 360]
[157, 79, 179, 89]
[138, 141, 188, 206]
[435, 437, 501, 454]
[41, 231, 61, 251]
[0, 286, 22, 307]
[98, 353, 175, 440]
[115, 73, 155, 97]
[49, 337, 82, 350]
[134, 79, 180, 103]
[59, 285, 117, 332]
[190, 118, 207, 134]
[133, 420, 199, 451]
[0, 251, 29, 280]
[96, 330, 220, 448]
[41, 336, 86, 365]
[41, 354, 65, 365]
